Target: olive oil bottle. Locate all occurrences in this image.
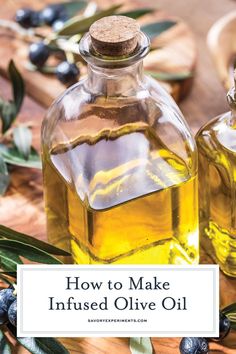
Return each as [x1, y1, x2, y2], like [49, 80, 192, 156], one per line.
[42, 16, 199, 265]
[196, 73, 236, 276]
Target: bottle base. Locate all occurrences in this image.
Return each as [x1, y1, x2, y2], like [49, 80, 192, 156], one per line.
[70, 234, 199, 265]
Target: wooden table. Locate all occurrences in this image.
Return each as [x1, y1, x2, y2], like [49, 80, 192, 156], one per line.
[1, 0, 236, 353]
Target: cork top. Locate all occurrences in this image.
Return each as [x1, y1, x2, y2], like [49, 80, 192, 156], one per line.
[89, 16, 140, 57]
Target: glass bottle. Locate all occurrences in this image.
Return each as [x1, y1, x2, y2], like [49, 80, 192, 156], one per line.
[41, 15, 199, 265]
[196, 73, 236, 276]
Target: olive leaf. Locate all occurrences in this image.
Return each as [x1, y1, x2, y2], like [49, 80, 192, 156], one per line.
[141, 20, 176, 40]
[222, 302, 236, 330]
[0, 101, 16, 135]
[119, 8, 154, 19]
[226, 313, 236, 322]
[0, 224, 70, 256]
[61, 0, 87, 18]
[0, 144, 41, 169]
[0, 248, 23, 273]
[0, 155, 10, 195]
[16, 337, 69, 354]
[0, 240, 62, 264]
[57, 4, 122, 36]
[130, 337, 153, 354]
[0, 329, 11, 354]
[145, 70, 193, 81]
[13, 126, 32, 160]
[6, 324, 69, 354]
[0, 60, 40, 195]
[222, 303, 236, 315]
[0, 61, 25, 134]
[9, 60, 25, 113]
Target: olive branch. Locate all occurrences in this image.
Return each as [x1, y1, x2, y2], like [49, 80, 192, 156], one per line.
[0, 2, 192, 87]
[0, 60, 41, 196]
[0, 224, 70, 353]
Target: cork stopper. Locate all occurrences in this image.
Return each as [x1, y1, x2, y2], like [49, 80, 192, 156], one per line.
[89, 16, 140, 57]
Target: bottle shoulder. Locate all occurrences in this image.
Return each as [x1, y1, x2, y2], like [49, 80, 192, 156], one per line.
[45, 74, 195, 136]
[196, 111, 236, 155]
[144, 75, 196, 141]
[42, 75, 197, 175]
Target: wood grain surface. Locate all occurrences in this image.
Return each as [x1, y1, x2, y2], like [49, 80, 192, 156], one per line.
[0, 0, 197, 105]
[0, 0, 236, 353]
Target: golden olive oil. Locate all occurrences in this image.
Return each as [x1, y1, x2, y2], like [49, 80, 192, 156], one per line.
[197, 117, 236, 276]
[43, 128, 198, 265]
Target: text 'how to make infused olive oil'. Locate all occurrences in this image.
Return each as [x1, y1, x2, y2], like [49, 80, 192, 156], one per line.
[42, 15, 199, 265]
[196, 72, 236, 277]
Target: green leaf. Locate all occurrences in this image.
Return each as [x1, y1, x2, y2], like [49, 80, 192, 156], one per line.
[226, 313, 236, 331]
[119, 8, 154, 19]
[130, 337, 153, 354]
[62, 0, 87, 18]
[222, 303, 236, 315]
[0, 144, 41, 169]
[0, 248, 23, 272]
[0, 154, 8, 175]
[145, 70, 193, 81]
[0, 259, 17, 273]
[0, 224, 71, 256]
[8, 60, 25, 113]
[0, 330, 11, 354]
[141, 20, 176, 40]
[0, 61, 24, 134]
[0, 240, 62, 264]
[226, 312, 236, 322]
[57, 4, 122, 36]
[0, 155, 10, 195]
[0, 101, 16, 134]
[222, 303, 236, 330]
[13, 126, 32, 160]
[17, 337, 69, 354]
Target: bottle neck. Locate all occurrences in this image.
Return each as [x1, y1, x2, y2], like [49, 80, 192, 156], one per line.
[86, 61, 144, 96]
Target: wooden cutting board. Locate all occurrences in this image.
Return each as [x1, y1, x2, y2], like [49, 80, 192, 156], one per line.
[0, 0, 196, 107]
